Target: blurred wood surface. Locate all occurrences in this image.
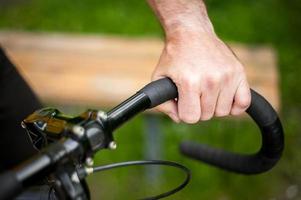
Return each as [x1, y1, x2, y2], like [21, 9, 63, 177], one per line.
[0, 31, 280, 110]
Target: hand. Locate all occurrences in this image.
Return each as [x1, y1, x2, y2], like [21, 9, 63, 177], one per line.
[152, 32, 251, 123]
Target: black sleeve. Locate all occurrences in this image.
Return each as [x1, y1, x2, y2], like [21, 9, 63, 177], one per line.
[0, 47, 42, 171]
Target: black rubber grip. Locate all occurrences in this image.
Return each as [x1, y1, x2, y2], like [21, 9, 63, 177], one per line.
[180, 90, 284, 174]
[0, 170, 23, 200]
[140, 78, 284, 174]
[140, 78, 178, 108]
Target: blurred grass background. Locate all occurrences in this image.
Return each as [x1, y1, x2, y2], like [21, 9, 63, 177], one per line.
[1, 0, 301, 199]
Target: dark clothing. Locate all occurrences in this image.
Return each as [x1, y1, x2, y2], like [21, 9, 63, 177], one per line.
[0, 48, 91, 200]
[0, 47, 41, 171]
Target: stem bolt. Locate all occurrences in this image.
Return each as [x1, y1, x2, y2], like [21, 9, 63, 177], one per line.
[109, 141, 117, 150]
[71, 172, 80, 183]
[21, 121, 26, 129]
[85, 167, 94, 175]
[72, 125, 85, 137]
[85, 157, 94, 167]
[97, 111, 107, 120]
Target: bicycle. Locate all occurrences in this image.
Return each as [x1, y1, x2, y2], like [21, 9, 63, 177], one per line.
[0, 78, 284, 200]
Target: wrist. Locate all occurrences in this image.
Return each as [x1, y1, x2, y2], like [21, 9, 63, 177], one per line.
[164, 16, 217, 44]
[165, 27, 218, 46]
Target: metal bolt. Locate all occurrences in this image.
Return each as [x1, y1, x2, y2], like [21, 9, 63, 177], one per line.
[71, 172, 80, 183]
[85, 157, 94, 167]
[85, 167, 94, 175]
[97, 111, 107, 120]
[21, 121, 26, 129]
[72, 125, 85, 137]
[109, 141, 117, 150]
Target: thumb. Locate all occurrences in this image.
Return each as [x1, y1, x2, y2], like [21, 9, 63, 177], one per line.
[156, 99, 180, 123]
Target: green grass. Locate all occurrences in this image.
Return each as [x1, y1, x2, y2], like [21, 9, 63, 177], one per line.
[0, 0, 162, 36]
[1, 0, 301, 199]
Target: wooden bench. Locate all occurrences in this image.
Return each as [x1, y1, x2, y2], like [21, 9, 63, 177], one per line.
[0, 31, 280, 110]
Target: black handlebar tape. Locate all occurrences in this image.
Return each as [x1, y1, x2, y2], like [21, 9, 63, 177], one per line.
[0, 170, 23, 200]
[140, 78, 284, 174]
[180, 90, 284, 174]
[140, 78, 178, 108]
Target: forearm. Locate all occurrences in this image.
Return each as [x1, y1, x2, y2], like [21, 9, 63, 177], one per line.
[147, 0, 215, 40]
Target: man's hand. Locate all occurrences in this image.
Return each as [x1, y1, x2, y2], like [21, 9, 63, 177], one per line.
[148, 0, 251, 123]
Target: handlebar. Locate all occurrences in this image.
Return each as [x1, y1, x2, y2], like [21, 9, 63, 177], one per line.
[137, 78, 284, 174]
[0, 78, 284, 200]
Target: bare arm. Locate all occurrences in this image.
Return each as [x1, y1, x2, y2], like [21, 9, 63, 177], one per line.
[148, 0, 251, 123]
[147, 0, 214, 38]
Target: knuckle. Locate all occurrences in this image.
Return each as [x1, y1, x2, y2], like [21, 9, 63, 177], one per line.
[204, 73, 221, 90]
[222, 68, 233, 82]
[178, 74, 199, 91]
[222, 64, 240, 82]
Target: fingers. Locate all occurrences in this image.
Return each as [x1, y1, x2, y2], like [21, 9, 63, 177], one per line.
[177, 79, 201, 124]
[152, 70, 250, 123]
[200, 76, 220, 120]
[214, 74, 237, 117]
[231, 80, 251, 115]
[215, 78, 250, 117]
[215, 90, 235, 117]
[156, 79, 250, 122]
[156, 100, 180, 123]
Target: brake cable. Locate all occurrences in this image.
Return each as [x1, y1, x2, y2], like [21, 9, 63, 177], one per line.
[93, 160, 191, 200]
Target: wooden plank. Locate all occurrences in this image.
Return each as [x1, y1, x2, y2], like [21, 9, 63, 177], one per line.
[0, 31, 280, 110]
